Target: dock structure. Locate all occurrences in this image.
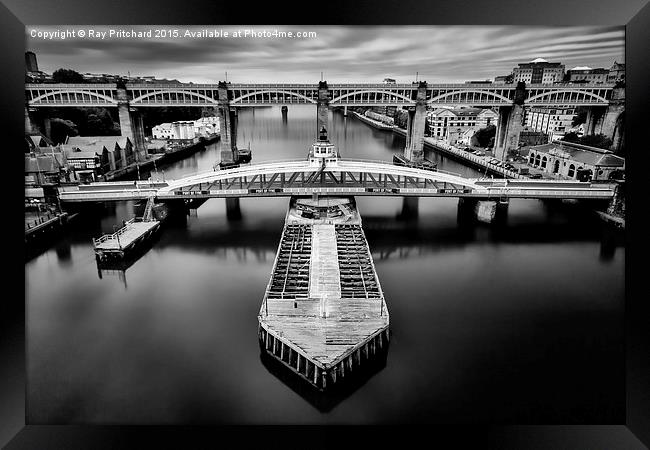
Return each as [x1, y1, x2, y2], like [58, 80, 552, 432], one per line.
[93, 196, 160, 260]
[258, 196, 389, 390]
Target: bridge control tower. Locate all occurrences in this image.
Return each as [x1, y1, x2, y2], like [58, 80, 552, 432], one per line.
[308, 126, 340, 168]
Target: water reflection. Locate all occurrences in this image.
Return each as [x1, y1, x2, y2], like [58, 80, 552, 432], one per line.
[259, 344, 390, 413]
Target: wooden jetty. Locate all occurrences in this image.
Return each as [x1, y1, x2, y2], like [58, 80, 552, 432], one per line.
[258, 196, 389, 390]
[93, 196, 160, 261]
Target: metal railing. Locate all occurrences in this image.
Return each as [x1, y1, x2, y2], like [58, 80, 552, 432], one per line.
[93, 217, 135, 247]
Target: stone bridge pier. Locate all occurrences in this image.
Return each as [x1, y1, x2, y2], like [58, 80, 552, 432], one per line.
[25, 106, 51, 139]
[403, 81, 427, 162]
[116, 87, 146, 162]
[226, 197, 242, 220]
[217, 81, 239, 164]
[458, 198, 508, 225]
[398, 197, 419, 220]
[317, 81, 330, 135]
[583, 87, 625, 153]
[494, 82, 527, 161]
[598, 87, 625, 153]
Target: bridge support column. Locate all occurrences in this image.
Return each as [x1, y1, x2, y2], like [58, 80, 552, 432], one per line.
[606, 181, 625, 219]
[132, 110, 146, 161]
[217, 81, 237, 164]
[403, 81, 427, 162]
[343, 105, 348, 117]
[43, 117, 51, 140]
[457, 197, 478, 225]
[457, 198, 508, 224]
[398, 196, 419, 220]
[598, 88, 625, 152]
[495, 104, 525, 160]
[153, 200, 188, 222]
[25, 107, 50, 138]
[583, 107, 605, 136]
[25, 106, 34, 134]
[495, 82, 526, 160]
[477, 200, 508, 224]
[317, 81, 330, 135]
[226, 197, 242, 220]
[117, 93, 147, 162]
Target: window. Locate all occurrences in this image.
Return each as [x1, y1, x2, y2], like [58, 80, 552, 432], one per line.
[568, 164, 576, 178]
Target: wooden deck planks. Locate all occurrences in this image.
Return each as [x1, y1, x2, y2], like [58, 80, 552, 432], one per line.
[94, 221, 160, 251]
[259, 207, 389, 371]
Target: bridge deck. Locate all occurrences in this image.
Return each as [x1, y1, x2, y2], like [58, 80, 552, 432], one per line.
[258, 198, 389, 389]
[59, 159, 616, 202]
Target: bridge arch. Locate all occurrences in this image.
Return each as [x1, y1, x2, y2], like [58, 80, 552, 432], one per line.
[131, 90, 219, 104]
[428, 90, 512, 104]
[157, 160, 486, 195]
[29, 90, 118, 105]
[232, 90, 317, 104]
[525, 89, 609, 104]
[330, 90, 414, 104]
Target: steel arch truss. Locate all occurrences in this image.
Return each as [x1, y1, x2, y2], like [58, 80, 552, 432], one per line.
[158, 161, 483, 199]
[525, 88, 611, 106]
[130, 89, 220, 106]
[26, 86, 118, 106]
[427, 89, 514, 105]
[231, 89, 318, 105]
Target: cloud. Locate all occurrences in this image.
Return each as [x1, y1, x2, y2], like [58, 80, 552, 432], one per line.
[26, 25, 624, 83]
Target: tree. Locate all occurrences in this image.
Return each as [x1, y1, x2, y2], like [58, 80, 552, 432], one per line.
[49, 118, 78, 144]
[393, 110, 409, 129]
[561, 132, 613, 150]
[201, 106, 218, 117]
[473, 124, 496, 148]
[571, 107, 588, 127]
[562, 132, 581, 143]
[580, 134, 613, 150]
[52, 68, 85, 83]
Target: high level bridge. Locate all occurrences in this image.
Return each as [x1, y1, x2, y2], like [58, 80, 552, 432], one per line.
[25, 80, 624, 163]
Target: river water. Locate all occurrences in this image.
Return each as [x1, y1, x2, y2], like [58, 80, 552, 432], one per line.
[26, 105, 624, 424]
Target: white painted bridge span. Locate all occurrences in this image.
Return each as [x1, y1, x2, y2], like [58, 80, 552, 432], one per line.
[58, 158, 616, 202]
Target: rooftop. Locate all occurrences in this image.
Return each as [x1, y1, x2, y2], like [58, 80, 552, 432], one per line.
[528, 141, 625, 167]
[25, 154, 64, 172]
[66, 136, 130, 150]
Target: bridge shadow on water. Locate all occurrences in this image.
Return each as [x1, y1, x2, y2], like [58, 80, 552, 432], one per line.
[259, 342, 390, 413]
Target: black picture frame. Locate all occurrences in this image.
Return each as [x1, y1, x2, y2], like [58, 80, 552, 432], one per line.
[2, 0, 649, 448]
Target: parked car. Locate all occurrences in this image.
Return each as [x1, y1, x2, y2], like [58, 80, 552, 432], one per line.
[475, 150, 485, 156]
[529, 173, 543, 179]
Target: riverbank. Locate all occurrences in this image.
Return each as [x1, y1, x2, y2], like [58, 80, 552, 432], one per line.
[392, 127, 522, 179]
[25, 210, 80, 258]
[349, 111, 396, 131]
[158, 134, 220, 164]
[103, 134, 220, 181]
[102, 155, 165, 181]
[595, 210, 625, 229]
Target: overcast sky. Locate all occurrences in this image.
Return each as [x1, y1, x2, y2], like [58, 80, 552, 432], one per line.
[26, 25, 624, 83]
